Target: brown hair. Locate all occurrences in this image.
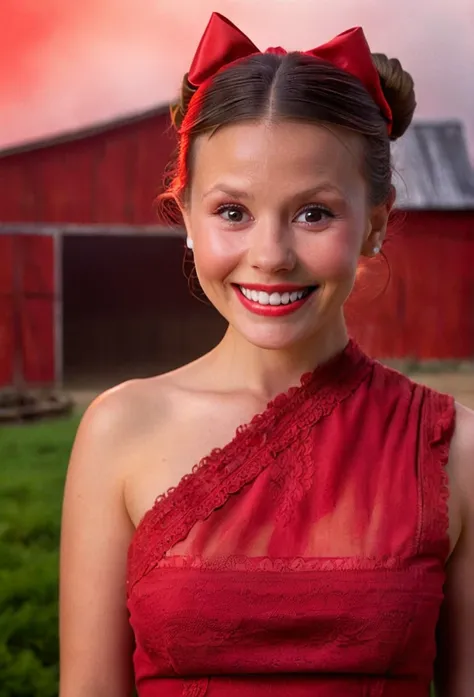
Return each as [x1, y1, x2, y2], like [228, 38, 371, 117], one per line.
[160, 51, 415, 220]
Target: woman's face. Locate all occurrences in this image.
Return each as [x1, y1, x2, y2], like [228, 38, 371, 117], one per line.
[183, 120, 390, 351]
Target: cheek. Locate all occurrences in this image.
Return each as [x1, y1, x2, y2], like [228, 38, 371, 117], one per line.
[304, 229, 361, 281]
[192, 224, 243, 285]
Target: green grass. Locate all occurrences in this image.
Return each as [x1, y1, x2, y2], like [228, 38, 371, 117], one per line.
[0, 415, 80, 697]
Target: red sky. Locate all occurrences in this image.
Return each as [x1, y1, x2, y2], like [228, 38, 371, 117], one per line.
[1, 0, 473, 155]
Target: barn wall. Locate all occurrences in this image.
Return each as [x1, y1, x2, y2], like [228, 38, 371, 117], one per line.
[0, 110, 177, 225]
[0, 233, 55, 388]
[0, 236, 14, 385]
[347, 210, 474, 359]
[62, 234, 226, 386]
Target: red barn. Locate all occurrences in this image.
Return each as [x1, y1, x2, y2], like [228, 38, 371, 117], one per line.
[0, 108, 473, 390]
[347, 121, 474, 359]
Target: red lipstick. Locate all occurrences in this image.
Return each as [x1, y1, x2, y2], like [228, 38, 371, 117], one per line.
[232, 283, 317, 317]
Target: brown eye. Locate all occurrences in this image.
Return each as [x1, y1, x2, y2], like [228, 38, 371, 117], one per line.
[304, 209, 323, 223]
[295, 206, 333, 225]
[217, 205, 250, 224]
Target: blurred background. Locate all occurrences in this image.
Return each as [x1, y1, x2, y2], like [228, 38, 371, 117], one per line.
[0, 1, 473, 695]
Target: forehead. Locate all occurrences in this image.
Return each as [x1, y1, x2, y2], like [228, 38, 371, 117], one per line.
[191, 120, 365, 197]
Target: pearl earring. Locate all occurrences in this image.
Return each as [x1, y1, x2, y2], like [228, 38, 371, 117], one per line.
[373, 245, 381, 255]
[186, 237, 194, 250]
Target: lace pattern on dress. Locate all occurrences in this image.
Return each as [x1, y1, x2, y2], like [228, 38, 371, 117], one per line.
[156, 553, 411, 572]
[182, 678, 209, 697]
[127, 341, 373, 591]
[269, 428, 317, 526]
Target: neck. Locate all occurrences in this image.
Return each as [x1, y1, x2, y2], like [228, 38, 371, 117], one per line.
[210, 313, 349, 400]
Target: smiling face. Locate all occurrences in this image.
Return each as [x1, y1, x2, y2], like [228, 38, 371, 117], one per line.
[182, 119, 391, 351]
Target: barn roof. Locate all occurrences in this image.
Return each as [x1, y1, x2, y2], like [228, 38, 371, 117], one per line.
[392, 121, 474, 210]
[0, 104, 171, 159]
[1, 107, 473, 210]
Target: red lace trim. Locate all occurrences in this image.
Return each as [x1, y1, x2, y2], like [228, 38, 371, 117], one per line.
[417, 388, 455, 561]
[182, 678, 209, 697]
[127, 341, 373, 592]
[156, 553, 410, 572]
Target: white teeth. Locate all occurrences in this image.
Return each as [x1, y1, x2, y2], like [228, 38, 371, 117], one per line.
[269, 292, 280, 306]
[239, 286, 313, 306]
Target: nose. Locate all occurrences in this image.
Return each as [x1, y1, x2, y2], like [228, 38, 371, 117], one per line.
[247, 219, 296, 274]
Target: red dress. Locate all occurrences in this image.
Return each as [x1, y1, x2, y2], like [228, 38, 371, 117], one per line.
[127, 341, 455, 696]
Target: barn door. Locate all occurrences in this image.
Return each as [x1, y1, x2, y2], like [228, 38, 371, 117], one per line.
[0, 233, 57, 389]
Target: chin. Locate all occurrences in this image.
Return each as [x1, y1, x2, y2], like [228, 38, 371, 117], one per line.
[234, 323, 318, 352]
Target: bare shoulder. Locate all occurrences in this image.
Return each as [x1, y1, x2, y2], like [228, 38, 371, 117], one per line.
[77, 377, 170, 439]
[72, 371, 188, 461]
[64, 378, 168, 525]
[435, 402, 474, 695]
[444, 401, 474, 557]
[449, 402, 474, 509]
[453, 402, 474, 445]
[69, 360, 210, 493]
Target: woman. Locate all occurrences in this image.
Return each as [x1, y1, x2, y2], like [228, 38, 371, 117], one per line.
[59, 13, 474, 697]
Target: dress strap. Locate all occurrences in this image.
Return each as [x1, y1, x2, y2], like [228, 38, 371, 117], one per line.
[416, 385, 456, 561]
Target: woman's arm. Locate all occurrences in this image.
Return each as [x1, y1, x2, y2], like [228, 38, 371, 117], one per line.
[59, 387, 139, 697]
[435, 403, 474, 697]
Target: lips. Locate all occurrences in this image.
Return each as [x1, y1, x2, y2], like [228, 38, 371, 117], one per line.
[233, 283, 318, 317]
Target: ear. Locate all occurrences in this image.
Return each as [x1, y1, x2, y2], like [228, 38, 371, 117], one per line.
[361, 185, 396, 258]
[179, 202, 193, 247]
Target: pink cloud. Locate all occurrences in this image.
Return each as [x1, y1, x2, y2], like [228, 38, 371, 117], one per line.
[0, 0, 472, 156]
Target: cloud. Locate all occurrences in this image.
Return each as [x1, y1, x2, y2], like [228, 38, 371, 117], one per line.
[0, 0, 472, 155]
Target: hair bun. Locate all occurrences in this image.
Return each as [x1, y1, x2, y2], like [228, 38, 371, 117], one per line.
[371, 53, 416, 140]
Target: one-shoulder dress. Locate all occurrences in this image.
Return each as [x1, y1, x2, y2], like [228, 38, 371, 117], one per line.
[127, 340, 455, 696]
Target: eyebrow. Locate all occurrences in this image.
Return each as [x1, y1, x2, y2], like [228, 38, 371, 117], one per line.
[202, 185, 253, 201]
[202, 183, 344, 201]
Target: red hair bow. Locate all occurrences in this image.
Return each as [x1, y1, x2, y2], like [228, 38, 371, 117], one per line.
[188, 13, 392, 134]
